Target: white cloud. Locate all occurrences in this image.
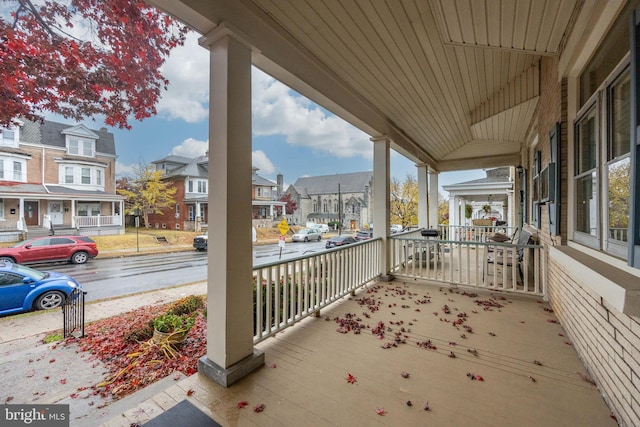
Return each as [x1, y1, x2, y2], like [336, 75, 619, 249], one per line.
[251, 69, 372, 160]
[156, 32, 209, 123]
[115, 161, 138, 177]
[252, 150, 275, 174]
[170, 138, 208, 157]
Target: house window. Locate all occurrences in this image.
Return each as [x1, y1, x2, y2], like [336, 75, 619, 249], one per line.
[574, 64, 630, 258]
[199, 204, 205, 219]
[0, 162, 4, 179]
[323, 201, 327, 212]
[257, 187, 262, 197]
[197, 180, 207, 193]
[189, 205, 195, 221]
[188, 180, 193, 192]
[313, 202, 317, 213]
[96, 169, 102, 186]
[0, 127, 17, 147]
[12, 162, 21, 181]
[264, 187, 270, 197]
[81, 168, 91, 184]
[175, 204, 180, 218]
[67, 138, 95, 157]
[65, 167, 74, 184]
[0, 199, 4, 220]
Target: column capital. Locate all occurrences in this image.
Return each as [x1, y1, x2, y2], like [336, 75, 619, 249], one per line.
[370, 135, 391, 143]
[199, 22, 258, 53]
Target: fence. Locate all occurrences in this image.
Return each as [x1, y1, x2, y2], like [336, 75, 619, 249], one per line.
[252, 238, 382, 343]
[390, 232, 545, 297]
[63, 289, 87, 338]
[74, 215, 122, 228]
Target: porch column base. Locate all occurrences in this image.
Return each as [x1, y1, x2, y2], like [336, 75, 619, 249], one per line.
[198, 349, 264, 388]
[378, 274, 395, 282]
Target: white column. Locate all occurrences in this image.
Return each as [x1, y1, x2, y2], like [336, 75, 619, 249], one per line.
[198, 27, 263, 387]
[428, 171, 439, 229]
[507, 191, 514, 227]
[71, 200, 76, 228]
[417, 165, 428, 229]
[372, 136, 391, 278]
[460, 198, 467, 225]
[448, 197, 456, 227]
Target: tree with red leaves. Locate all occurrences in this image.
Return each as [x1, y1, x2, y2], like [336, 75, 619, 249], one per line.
[279, 193, 297, 215]
[0, 0, 189, 129]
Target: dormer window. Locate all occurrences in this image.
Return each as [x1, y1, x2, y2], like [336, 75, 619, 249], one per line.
[67, 137, 95, 157]
[0, 126, 18, 148]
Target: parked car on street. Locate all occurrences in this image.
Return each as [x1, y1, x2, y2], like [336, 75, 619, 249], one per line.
[0, 236, 98, 265]
[390, 224, 404, 233]
[193, 230, 208, 251]
[0, 261, 83, 315]
[354, 230, 373, 241]
[325, 235, 357, 249]
[292, 228, 322, 242]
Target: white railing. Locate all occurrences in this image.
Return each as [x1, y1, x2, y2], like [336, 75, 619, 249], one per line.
[390, 235, 545, 297]
[74, 215, 122, 228]
[438, 224, 518, 242]
[253, 238, 382, 343]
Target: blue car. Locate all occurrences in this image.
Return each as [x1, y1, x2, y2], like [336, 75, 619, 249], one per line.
[0, 261, 83, 316]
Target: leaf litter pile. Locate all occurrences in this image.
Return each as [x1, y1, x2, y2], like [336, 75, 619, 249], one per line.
[63, 297, 207, 400]
[326, 283, 577, 418]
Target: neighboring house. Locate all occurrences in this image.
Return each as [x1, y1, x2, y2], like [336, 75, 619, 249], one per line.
[443, 167, 515, 226]
[0, 119, 124, 241]
[285, 171, 373, 230]
[148, 156, 285, 231]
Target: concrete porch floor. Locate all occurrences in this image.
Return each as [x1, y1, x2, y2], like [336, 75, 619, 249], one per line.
[101, 280, 616, 426]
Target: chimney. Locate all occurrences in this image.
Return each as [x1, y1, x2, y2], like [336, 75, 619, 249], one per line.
[277, 173, 283, 196]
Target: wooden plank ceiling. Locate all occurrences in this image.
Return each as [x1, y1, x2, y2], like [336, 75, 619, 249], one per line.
[152, 0, 580, 171]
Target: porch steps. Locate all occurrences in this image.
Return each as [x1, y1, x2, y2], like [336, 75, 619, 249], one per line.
[27, 226, 79, 239]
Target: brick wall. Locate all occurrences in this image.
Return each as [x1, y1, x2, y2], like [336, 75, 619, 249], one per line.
[549, 256, 640, 426]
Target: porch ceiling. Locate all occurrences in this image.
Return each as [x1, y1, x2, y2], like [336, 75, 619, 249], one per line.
[150, 0, 582, 172]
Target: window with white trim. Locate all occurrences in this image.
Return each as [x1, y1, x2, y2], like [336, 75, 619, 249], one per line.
[0, 127, 18, 147]
[67, 137, 95, 157]
[81, 168, 91, 184]
[264, 187, 270, 197]
[59, 165, 105, 188]
[0, 157, 26, 182]
[65, 167, 74, 184]
[574, 63, 630, 259]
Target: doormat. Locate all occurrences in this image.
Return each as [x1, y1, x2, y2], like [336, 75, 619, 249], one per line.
[144, 399, 221, 427]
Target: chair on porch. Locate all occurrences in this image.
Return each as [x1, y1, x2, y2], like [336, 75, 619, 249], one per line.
[403, 229, 440, 266]
[484, 229, 532, 284]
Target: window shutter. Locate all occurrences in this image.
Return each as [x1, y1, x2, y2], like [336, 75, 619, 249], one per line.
[548, 123, 561, 236]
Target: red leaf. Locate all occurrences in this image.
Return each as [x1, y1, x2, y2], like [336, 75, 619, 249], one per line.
[376, 407, 386, 416]
[253, 403, 265, 413]
[49, 359, 56, 363]
[5, 396, 13, 403]
[346, 373, 357, 384]
[60, 379, 67, 384]
[237, 401, 249, 409]
[186, 389, 195, 396]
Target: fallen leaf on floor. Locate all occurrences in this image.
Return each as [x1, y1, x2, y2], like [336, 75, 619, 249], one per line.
[533, 360, 543, 366]
[253, 403, 265, 413]
[186, 389, 195, 396]
[376, 407, 386, 416]
[173, 374, 181, 381]
[346, 373, 357, 384]
[423, 402, 431, 411]
[529, 376, 536, 382]
[577, 372, 596, 386]
[406, 401, 412, 407]
[401, 371, 410, 378]
[448, 351, 456, 358]
[236, 401, 249, 409]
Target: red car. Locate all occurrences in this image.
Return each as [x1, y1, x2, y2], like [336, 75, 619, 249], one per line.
[0, 236, 98, 265]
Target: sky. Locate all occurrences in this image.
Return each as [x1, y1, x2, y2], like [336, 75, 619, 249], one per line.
[76, 32, 486, 197]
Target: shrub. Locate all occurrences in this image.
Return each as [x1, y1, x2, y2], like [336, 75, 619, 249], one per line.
[168, 295, 204, 316]
[124, 320, 154, 343]
[153, 313, 196, 333]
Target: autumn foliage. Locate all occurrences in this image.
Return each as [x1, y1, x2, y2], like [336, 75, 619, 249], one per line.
[0, 0, 189, 128]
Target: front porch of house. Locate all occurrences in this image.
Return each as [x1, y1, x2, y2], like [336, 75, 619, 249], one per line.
[101, 276, 615, 427]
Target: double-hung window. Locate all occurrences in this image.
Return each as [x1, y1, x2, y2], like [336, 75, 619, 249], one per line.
[574, 64, 630, 259]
